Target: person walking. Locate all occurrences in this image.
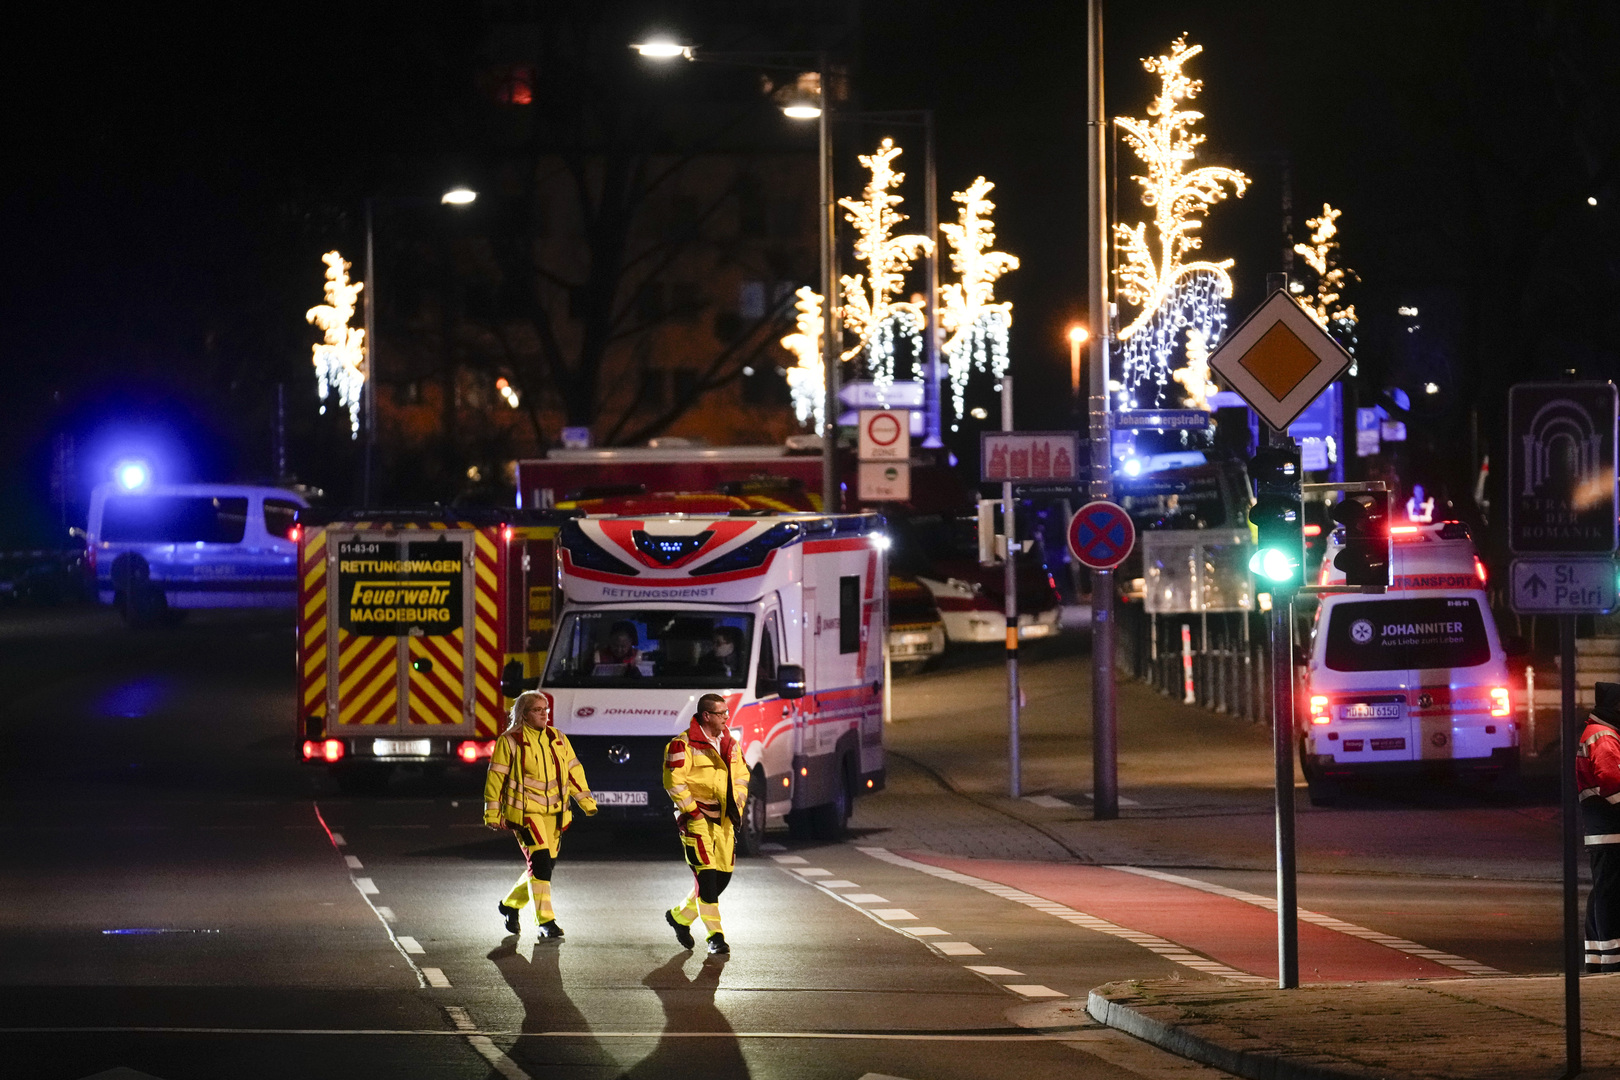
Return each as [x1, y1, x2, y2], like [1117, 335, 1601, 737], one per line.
[1579, 681, 1620, 971]
[661, 693, 750, 955]
[485, 690, 597, 939]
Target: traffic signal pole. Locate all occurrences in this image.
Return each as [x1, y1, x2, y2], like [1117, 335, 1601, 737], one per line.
[1259, 424, 1301, 989]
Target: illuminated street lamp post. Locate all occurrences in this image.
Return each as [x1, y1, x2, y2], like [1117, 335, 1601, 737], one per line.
[361, 187, 477, 505]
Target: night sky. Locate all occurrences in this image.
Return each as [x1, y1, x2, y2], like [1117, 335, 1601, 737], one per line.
[2, 1, 1615, 546]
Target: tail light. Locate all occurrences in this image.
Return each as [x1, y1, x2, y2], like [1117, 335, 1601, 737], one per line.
[1310, 695, 1330, 723]
[302, 739, 345, 762]
[1390, 525, 1419, 535]
[456, 740, 494, 764]
[1304, 524, 1322, 537]
[1474, 557, 1488, 585]
[1490, 687, 1510, 717]
[1318, 561, 1332, 586]
[502, 526, 513, 543]
[288, 524, 301, 543]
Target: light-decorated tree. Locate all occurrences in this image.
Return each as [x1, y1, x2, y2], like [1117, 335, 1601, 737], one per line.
[306, 250, 367, 438]
[938, 176, 1019, 428]
[1293, 203, 1360, 374]
[1114, 37, 1248, 411]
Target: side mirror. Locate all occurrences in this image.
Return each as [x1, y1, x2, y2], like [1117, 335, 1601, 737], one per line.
[1502, 636, 1530, 659]
[501, 659, 537, 700]
[777, 664, 806, 700]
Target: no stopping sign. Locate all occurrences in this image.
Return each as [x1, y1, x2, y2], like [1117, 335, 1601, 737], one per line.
[1067, 500, 1136, 570]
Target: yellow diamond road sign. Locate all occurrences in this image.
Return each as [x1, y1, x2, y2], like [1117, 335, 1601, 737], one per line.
[1208, 290, 1353, 431]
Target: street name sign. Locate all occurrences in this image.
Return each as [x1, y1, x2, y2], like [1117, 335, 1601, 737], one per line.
[1207, 290, 1354, 432]
[857, 409, 909, 462]
[1508, 382, 1618, 556]
[839, 379, 923, 409]
[1067, 500, 1136, 570]
[1511, 558, 1618, 615]
[981, 431, 1081, 484]
[1114, 409, 1213, 432]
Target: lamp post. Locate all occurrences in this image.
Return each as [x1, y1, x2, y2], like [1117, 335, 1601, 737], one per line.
[633, 40, 840, 511]
[361, 187, 477, 506]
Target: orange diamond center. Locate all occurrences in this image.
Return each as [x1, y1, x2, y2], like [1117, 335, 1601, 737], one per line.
[1240, 321, 1321, 400]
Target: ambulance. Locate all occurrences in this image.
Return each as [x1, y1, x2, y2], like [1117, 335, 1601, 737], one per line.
[294, 507, 572, 793]
[1300, 519, 1518, 804]
[538, 511, 888, 851]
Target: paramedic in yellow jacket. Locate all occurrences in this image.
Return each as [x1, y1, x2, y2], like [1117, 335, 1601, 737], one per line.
[484, 691, 597, 939]
[662, 693, 750, 955]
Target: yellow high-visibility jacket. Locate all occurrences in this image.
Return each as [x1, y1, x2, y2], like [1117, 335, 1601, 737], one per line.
[663, 719, 749, 825]
[484, 723, 596, 852]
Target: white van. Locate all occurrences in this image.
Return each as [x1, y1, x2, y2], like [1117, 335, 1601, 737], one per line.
[1301, 520, 1517, 803]
[87, 483, 308, 625]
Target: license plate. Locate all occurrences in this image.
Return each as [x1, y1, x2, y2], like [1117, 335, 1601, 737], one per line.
[1370, 737, 1406, 751]
[373, 738, 432, 757]
[593, 790, 649, 806]
[1342, 703, 1401, 719]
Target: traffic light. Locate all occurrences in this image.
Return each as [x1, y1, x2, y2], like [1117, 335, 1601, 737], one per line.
[1331, 492, 1390, 586]
[1248, 446, 1303, 590]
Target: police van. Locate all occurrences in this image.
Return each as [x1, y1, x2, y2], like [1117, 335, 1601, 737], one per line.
[87, 482, 309, 625]
[1301, 520, 1517, 803]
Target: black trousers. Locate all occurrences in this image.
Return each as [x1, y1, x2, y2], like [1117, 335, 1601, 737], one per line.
[694, 868, 731, 904]
[1587, 844, 1620, 971]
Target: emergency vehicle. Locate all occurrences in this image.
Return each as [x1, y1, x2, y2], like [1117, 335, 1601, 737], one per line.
[540, 511, 888, 851]
[294, 507, 572, 792]
[1301, 520, 1517, 804]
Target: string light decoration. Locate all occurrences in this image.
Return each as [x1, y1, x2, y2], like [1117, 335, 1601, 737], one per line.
[1113, 37, 1248, 410]
[1292, 203, 1360, 374]
[306, 250, 367, 438]
[938, 176, 1019, 425]
[837, 138, 933, 399]
[780, 286, 825, 431]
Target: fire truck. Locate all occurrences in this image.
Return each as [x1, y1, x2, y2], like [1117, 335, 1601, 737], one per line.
[295, 505, 889, 851]
[294, 507, 571, 793]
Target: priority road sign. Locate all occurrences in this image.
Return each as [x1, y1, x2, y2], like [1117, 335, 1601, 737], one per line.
[1067, 500, 1136, 570]
[1510, 558, 1618, 615]
[1208, 290, 1353, 432]
[857, 409, 909, 461]
[1508, 382, 1618, 555]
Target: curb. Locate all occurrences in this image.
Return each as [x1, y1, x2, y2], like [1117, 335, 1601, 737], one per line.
[1085, 985, 1377, 1080]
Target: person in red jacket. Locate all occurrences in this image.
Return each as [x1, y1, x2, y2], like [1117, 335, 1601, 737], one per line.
[661, 693, 750, 955]
[1578, 681, 1620, 972]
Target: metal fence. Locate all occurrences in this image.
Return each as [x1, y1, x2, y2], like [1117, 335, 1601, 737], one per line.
[1118, 602, 1276, 727]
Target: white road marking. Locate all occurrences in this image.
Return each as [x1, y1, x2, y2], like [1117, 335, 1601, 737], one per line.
[447, 1006, 531, 1080]
[355, 878, 379, 895]
[871, 909, 916, 921]
[965, 966, 1024, 976]
[1108, 866, 1506, 976]
[375, 907, 396, 921]
[793, 867, 832, 877]
[1023, 795, 1070, 808]
[843, 893, 890, 903]
[311, 802, 428, 989]
[344, 855, 363, 869]
[397, 936, 425, 955]
[905, 927, 950, 937]
[934, 942, 984, 956]
[860, 847, 1266, 984]
[0, 1026, 1109, 1041]
[329, 832, 346, 846]
[423, 968, 451, 988]
[772, 855, 808, 864]
[1076, 793, 1140, 806]
[1006, 985, 1066, 998]
[819, 880, 861, 888]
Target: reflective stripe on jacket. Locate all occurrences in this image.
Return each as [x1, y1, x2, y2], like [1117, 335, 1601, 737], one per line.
[1579, 717, 1620, 845]
[483, 723, 597, 827]
[663, 719, 748, 825]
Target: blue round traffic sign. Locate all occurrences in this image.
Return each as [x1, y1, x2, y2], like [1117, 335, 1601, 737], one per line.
[1067, 500, 1136, 570]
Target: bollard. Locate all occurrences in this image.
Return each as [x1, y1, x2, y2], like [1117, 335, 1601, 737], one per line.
[1526, 666, 1536, 758]
[1181, 622, 1195, 704]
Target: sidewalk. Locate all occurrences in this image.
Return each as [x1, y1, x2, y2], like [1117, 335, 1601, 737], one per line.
[1086, 975, 1620, 1080]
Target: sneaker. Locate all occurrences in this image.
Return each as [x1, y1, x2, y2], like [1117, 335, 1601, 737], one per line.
[665, 909, 695, 950]
[498, 903, 521, 935]
[536, 920, 565, 939]
[706, 932, 729, 956]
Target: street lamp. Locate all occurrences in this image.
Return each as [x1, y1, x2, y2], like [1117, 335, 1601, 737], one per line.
[363, 187, 478, 505]
[1067, 324, 1090, 401]
[632, 39, 840, 512]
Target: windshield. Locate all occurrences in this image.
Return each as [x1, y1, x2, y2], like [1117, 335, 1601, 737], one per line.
[1323, 596, 1492, 672]
[544, 610, 755, 689]
[101, 495, 250, 544]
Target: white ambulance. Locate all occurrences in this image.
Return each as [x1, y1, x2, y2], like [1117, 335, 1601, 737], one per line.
[1301, 520, 1517, 803]
[537, 511, 888, 852]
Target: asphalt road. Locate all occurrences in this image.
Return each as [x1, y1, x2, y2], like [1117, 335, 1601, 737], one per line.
[0, 605, 1572, 1079]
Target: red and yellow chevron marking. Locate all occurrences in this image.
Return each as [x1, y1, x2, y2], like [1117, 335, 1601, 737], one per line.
[472, 528, 503, 737]
[298, 527, 330, 723]
[335, 632, 398, 726]
[407, 629, 467, 726]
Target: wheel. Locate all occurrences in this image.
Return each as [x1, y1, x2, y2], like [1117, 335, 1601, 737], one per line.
[809, 757, 854, 840]
[1300, 744, 1341, 807]
[738, 768, 768, 857]
[892, 660, 929, 677]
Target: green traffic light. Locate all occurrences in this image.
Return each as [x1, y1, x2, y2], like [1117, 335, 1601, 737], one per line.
[1248, 547, 1300, 583]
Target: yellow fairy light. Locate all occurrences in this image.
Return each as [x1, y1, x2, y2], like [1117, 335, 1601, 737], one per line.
[306, 251, 367, 438]
[1114, 37, 1248, 409]
[780, 286, 825, 431]
[838, 138, 933, 398]
[1292, 203, 1359, 372]
[937, 176, 1019, 422]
